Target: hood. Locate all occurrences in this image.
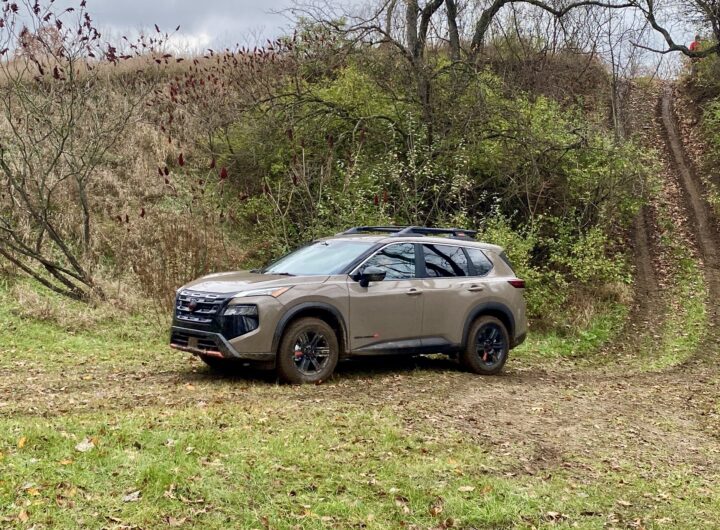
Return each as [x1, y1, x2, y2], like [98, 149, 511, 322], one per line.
[181, 271, 328, 294]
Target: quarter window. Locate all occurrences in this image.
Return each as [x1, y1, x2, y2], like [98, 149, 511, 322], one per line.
[423, 245, 470, 277]
[362, 243, 416, 280]
[466, 248, 493, 276]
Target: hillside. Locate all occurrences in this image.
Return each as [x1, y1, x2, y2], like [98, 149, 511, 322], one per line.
[2, 1, 720, 528]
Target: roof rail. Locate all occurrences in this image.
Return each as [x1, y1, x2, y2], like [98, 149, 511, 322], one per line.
[341, 226, 477, 240]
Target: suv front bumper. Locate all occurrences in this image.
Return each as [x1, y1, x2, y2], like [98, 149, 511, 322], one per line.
[170, 326, 275, 362]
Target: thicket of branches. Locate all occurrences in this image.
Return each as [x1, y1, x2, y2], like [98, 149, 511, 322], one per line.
[0, 0, 716, 319]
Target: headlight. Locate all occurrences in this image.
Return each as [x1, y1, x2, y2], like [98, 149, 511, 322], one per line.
[231, 286, 293, 299]
[223, 304, 258, 317]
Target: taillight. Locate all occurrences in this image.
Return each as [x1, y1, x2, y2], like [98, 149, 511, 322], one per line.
[508, 279, 525, 289]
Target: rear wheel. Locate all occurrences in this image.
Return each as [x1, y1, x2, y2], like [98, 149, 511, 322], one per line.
[277, 317, 339, 384]
[460, 316, 509, 375]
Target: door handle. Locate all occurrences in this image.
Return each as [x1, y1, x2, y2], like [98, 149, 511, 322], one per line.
[406, 288, 423, 296]
[467, 285, 485, 292]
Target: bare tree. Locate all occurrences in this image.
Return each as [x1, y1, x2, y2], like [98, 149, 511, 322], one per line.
[468, 0, 635, 54]
[630, 0, 720, 57]
[0, 1, 166, 299]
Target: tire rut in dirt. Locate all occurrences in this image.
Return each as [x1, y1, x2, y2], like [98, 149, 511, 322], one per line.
[660, 87, 720, 354]
[622, 205, 664, 349]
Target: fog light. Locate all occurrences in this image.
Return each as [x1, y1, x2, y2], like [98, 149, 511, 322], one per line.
[223, 304, 258, 316]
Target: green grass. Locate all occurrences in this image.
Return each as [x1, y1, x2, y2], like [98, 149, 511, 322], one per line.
[651, 254, 707, 370]
[1, 403, 717, 529]
[1, 279, 718, 528]
[514, 302, 628, 362]
[0, 278, 168, 372]
[640, 191, 708, 371]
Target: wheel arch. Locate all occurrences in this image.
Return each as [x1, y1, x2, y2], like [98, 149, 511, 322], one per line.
[462, 302, 516, 349]
[272, 303, 348, 354]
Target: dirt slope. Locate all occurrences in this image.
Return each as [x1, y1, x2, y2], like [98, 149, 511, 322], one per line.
[661, 87, 720, 338]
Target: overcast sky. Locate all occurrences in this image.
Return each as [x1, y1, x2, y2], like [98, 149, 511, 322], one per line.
[85, 0, 296, 51]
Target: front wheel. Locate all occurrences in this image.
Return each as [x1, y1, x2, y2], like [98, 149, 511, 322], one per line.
[277, 317, 339, 384]
[460, 316, 509, 375]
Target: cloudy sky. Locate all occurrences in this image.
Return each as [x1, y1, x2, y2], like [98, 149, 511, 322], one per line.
[85, 0, 296, 51]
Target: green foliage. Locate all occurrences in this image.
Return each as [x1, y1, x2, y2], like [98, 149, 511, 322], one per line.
[692, 52, 720, 98]
[478, 214, 630, 322]
[703, 99, 720, 168]
[211, 60, 650, 327]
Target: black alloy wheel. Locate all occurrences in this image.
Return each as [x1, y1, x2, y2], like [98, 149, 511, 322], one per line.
[460, 315, 510, 375]
[292, 330, 332, 376]
[277, 317, 339, 384]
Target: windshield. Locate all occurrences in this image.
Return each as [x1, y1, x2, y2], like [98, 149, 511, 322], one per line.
[263, 240, 375, 276]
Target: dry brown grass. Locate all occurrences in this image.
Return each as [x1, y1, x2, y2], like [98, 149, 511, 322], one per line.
[8, 281, 125, 332]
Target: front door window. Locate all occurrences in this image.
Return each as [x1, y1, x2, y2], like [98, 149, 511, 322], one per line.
[361, 243, 416, 279]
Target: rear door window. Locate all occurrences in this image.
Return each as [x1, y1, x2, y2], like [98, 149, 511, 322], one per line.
[465, 248, 493, 276]
[422, 244, 470, 277]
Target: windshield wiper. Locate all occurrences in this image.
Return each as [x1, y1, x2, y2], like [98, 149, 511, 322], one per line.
[265, 271, 295, 276]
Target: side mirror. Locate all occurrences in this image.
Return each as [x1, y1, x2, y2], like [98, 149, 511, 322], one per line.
[355, 266, 386, 287]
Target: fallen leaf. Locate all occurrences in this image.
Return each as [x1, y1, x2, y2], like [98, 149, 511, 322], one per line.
[122, 490, 141, 502]
[18, 510, 28, 523]
[395, 495, 411, 514]
[75, 439, 95, 453]
[166, 516, 186, 526]
[546, 511, 567, 521]
[17, 437, 27, 449]
[617, 499, 633, 507]
[429, 499, 444, 516]
[163, 484, 177, 500]
[59, 459, 73, 466]
[458, 486, 475, 492]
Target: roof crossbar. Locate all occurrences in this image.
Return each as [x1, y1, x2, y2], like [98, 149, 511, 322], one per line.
[341, 226, 477, 239]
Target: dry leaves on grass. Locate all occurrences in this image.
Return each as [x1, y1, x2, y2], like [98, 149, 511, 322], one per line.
[75, 438, 96, 453]
[123, 490, 142, 502]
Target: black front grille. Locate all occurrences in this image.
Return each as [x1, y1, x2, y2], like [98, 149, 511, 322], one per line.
[175, 290, 231, 326]
[171, 330, 221, 351]
[173, 289, 259, 341]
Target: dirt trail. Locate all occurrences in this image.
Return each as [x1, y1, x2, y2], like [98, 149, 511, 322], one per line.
[625, 205, 663, 346]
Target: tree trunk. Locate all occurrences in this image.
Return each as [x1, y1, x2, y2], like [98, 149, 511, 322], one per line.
[446, 0, 461, 60]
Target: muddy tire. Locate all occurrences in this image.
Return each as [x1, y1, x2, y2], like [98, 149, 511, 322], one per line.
[277, 317, 339, 384]
[460, 316, 509, 375]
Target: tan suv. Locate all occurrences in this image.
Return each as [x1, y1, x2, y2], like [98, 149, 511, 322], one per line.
[171, 226, 527, 383]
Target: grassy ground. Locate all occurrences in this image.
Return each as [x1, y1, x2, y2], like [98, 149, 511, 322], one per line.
[1, 279, 719, 529]
[2, 401, 718, 529]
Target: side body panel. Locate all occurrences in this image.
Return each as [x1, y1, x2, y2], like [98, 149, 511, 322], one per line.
[419, 276, 492, 348]
[346, 277, 424, 352]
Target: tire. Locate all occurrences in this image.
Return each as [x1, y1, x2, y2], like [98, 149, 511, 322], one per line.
[277, 317, 339, 384]
[460, 316, 509, 375]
